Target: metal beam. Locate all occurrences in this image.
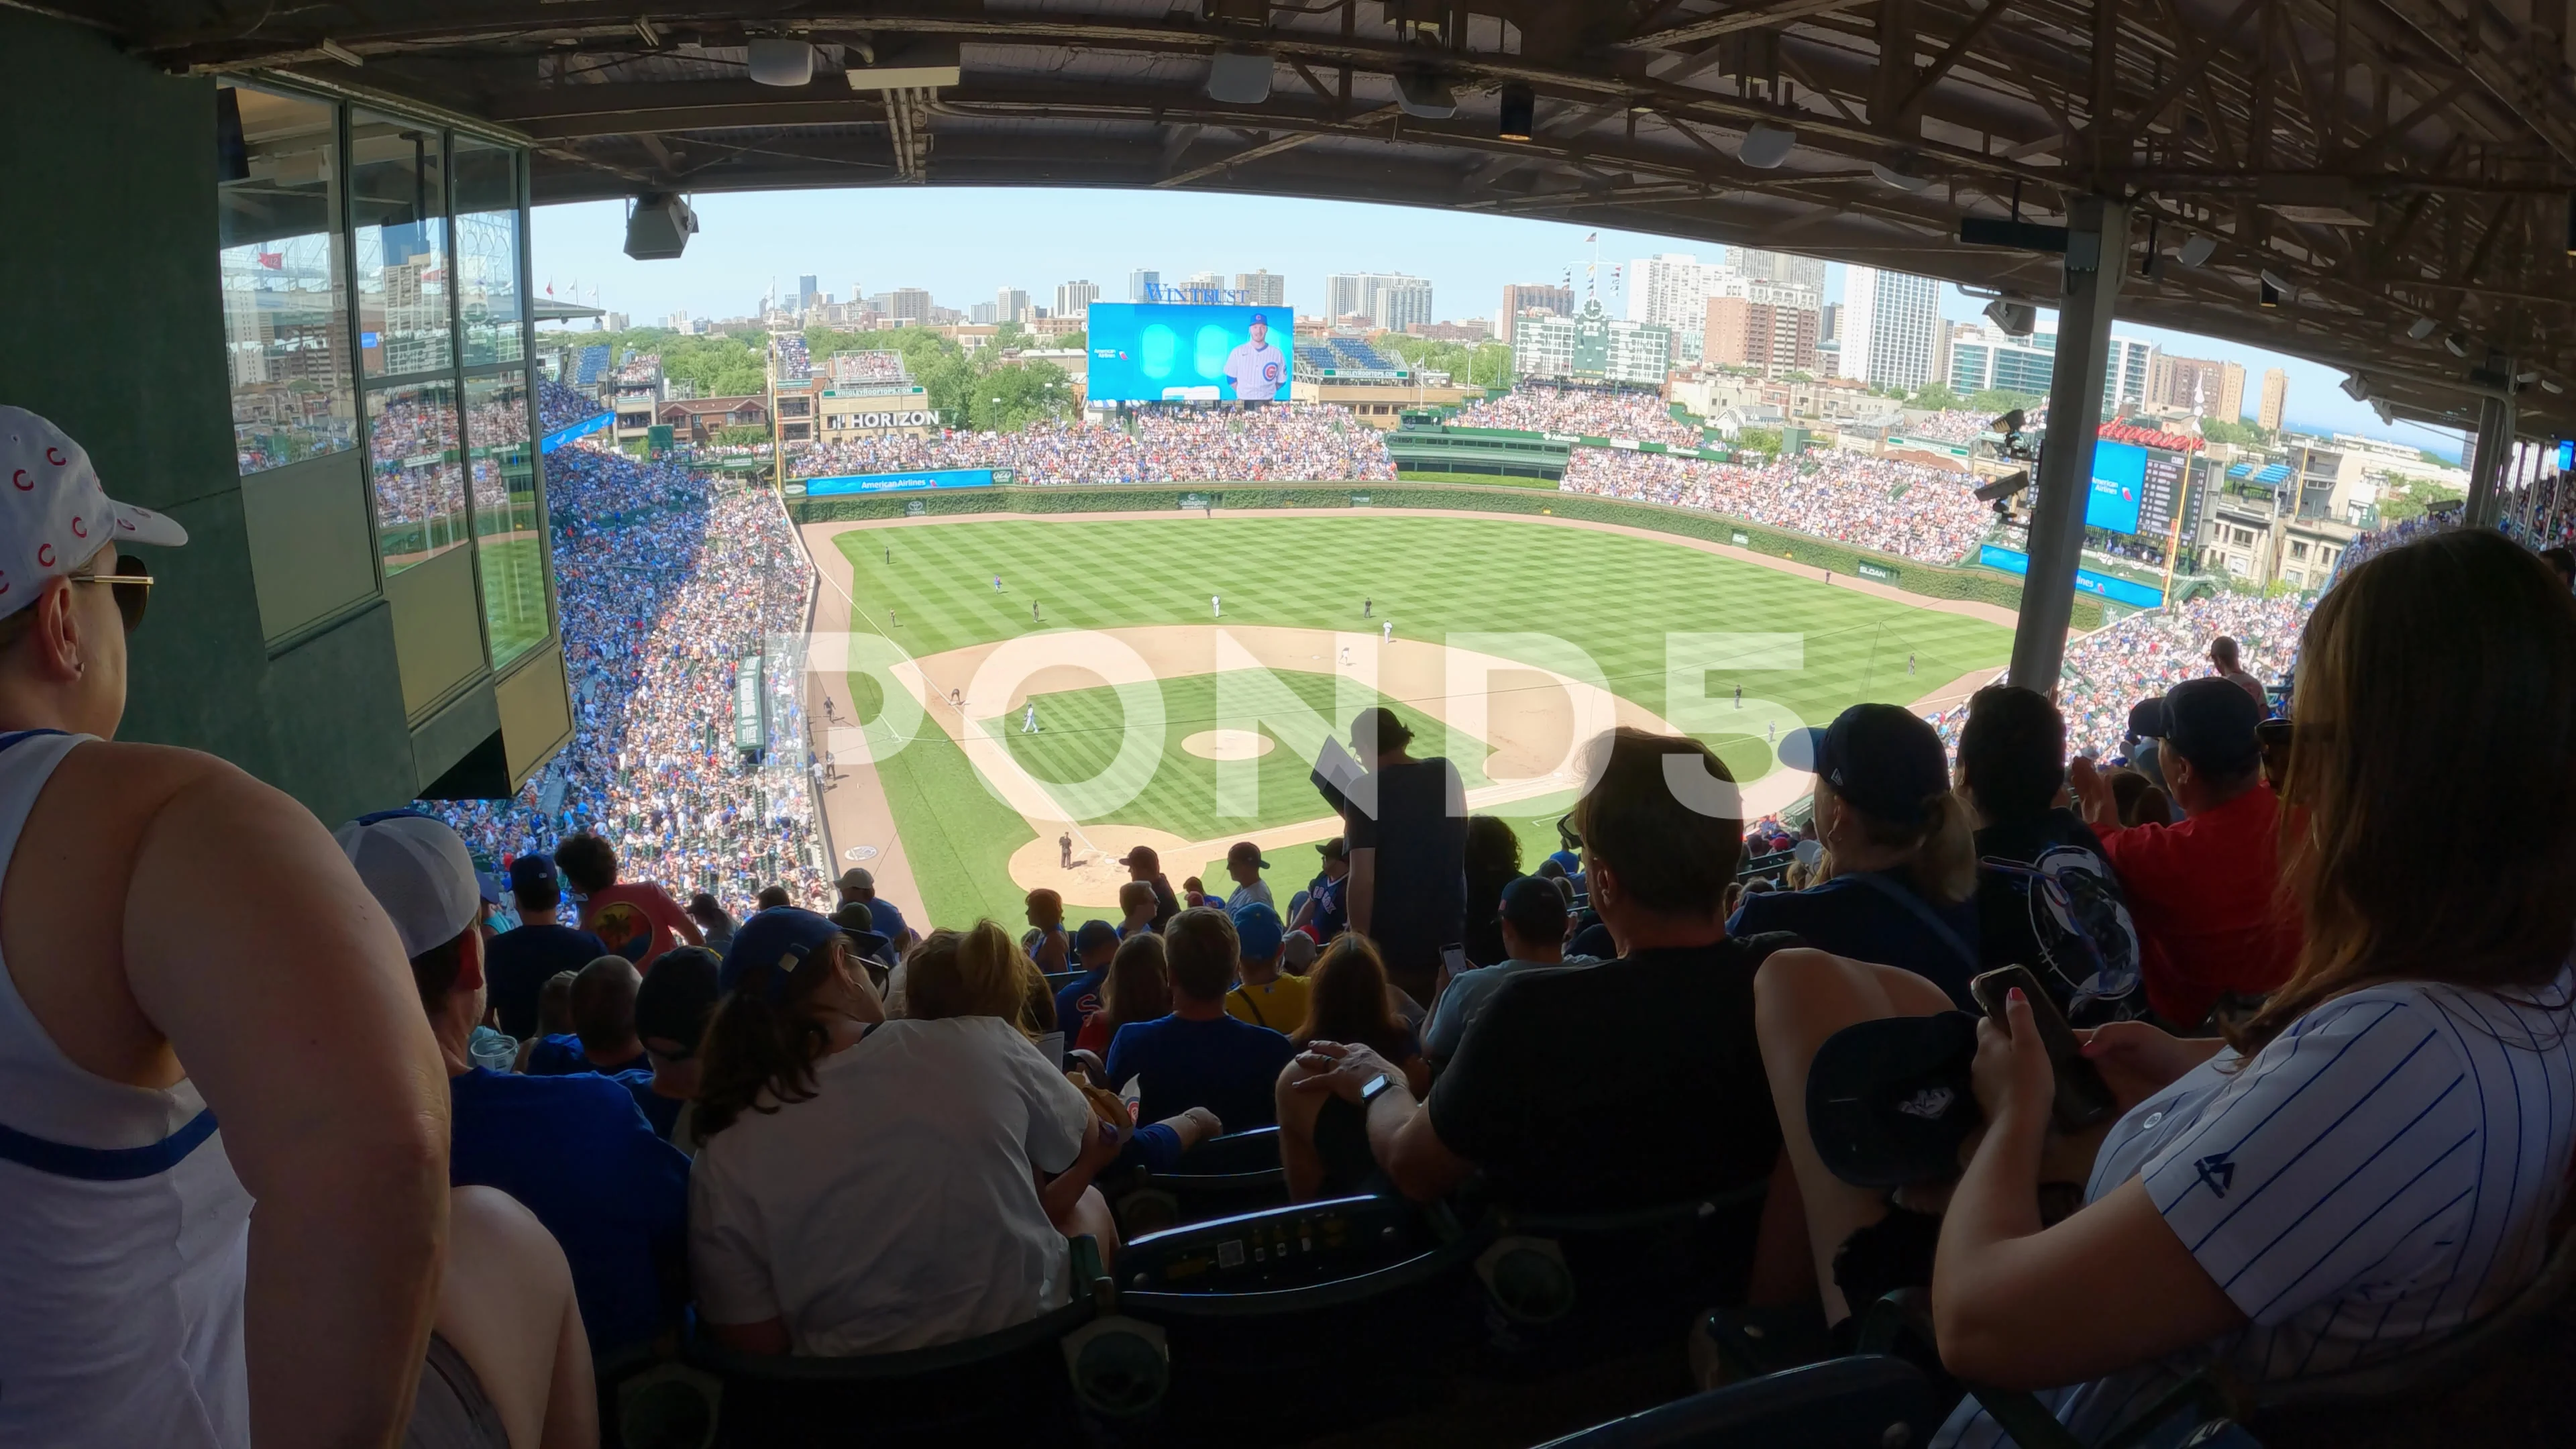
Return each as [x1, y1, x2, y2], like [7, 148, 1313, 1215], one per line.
[2010, 195, 2129, 694]
[1631, 0, 1881, 48]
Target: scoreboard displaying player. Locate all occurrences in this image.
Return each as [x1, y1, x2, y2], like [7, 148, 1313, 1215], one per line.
[1086, 303, 1293, 403]
[2086, 438, 2182, 537]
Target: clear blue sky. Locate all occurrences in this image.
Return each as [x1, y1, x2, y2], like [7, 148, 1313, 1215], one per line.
[533, 187, 2464, 461]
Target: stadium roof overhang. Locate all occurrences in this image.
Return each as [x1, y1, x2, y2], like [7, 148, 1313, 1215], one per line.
[76, 0, 2576, 436]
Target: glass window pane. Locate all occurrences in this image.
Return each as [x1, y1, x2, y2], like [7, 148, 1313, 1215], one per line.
[465, 372, 548, 667]
[368, 381, 468, 574]
[351, 114, 449, 378]
[217, 83, 354, 475]
[452, 140, 524, 368]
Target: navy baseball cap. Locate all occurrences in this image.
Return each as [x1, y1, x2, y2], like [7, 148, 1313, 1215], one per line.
[635, 946, 721, 1058]
[2127, 676, 2263, 776]
[1780, 703, 1951, 826]
[1499, 874, 1569, 938]
[507, 852, 557, 896]
[1232, 901, 1285, 960]
[1805, 1012, 1984, 1187]
[1075, 919, 1120, 955]
[720, 907, 847, 1002]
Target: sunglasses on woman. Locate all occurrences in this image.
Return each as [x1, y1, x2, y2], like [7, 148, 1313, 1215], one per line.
[68, 553, 154, 632]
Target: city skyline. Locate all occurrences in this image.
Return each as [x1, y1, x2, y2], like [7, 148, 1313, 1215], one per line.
[531, 188, 2465, 460]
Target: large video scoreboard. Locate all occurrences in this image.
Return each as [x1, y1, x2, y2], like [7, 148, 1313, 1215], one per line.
[2087, 438, 2183, 538]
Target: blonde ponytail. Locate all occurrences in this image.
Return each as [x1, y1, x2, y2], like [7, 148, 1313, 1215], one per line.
[1909, 791, 1978, 906]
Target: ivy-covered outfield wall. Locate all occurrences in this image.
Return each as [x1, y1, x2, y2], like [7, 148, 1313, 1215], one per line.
[784, 479, 2102, 629]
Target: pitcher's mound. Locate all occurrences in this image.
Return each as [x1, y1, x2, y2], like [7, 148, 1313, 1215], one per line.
[1181, 729, 1276, 761]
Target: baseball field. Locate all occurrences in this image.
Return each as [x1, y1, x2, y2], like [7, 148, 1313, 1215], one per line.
[801, 509, 2015, 928]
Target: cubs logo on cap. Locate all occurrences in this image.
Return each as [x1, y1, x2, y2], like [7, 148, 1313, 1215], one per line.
[0, 407, 187, 619]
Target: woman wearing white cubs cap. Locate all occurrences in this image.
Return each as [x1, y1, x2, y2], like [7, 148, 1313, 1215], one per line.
[0, 407, 453, 1448]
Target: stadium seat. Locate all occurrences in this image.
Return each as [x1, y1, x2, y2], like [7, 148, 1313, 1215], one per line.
[1527, 1356, 1939, 1449]
[1470, 1182, 1773, 1363]
[676, 1235, 1164, 1447]
[1114, 1195, 1493, 1440]
[1109, 1126, 1290, 1238]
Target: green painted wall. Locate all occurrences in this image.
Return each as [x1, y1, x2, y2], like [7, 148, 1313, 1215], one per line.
[0, 13, 415, 825]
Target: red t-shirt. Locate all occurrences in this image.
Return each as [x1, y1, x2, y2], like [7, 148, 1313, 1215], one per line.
[580, 882, 696, 970]
[2094, 782, 2303, 1027]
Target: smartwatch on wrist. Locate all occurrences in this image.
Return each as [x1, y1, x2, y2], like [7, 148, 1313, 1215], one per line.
[1358, 1072, 1397, 1106]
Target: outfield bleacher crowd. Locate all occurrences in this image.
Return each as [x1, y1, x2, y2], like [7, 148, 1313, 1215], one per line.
[25, 390, 2576, 1449]
[786, 405, 1399, 486]
[1450, 382, 1709, 448]
[1559, 447, 1995, 566]
[539, 376, 607, 435]
[439, 442, 831, 912]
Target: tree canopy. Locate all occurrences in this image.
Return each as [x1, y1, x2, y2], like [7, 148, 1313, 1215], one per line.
[1370, 334, 1514, 388]
[2198, 417, 2275, 447]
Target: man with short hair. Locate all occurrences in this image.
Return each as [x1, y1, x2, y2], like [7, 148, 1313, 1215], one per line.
[1283, 728, 1801, 1220]
[835, 865, 912, 951]
[1105, 907, 1297, 1130]
[1421, 875, 1599, 1063]
[484, 852, 608, 1040]
[627, 946, 720, 1151]
[524, 955, 651, 1077]
[2070, 677, 2302, 1027]
[1955, 686, 2143, 1010]
[2207, 635, 2267, 710]
[555, 831, 702, 969]
[1118, 845, 1183, 932]
[1222, 840, 1273, 912]
[0, 408, 447, 1446]
[1224, 902, 1310, 1033]
[339, 812, 690, 1358]
[1342, 706, 1468, 1004]
[1053, 920, 1122, 1038]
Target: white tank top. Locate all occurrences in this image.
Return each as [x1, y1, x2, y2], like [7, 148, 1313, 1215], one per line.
[0, 730, 253, 1448]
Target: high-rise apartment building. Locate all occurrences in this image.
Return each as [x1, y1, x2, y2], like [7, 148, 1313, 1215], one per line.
[797, 274, 819, 311]
[1839, 267, 1941, 392]
[2259, 368, 2289, 430]
[1324, 272, 1367, 321]
[1128, 269, 1161, 303]
[1054, 280, 1099, 320]
[1497, 282, 1574, 344]
[1233, 269, 1285, 307]
[883, 287, 933, 325]
[996, 288, 1031, 325]
[1627, 254, 1722, 335]
[1819, 303, 1840, 343]
[2218, 362, 2246, 423]
[1325, 273, 1433, 330]
[2149, 353, 2231, 414]
[1732, 247, 1828, 292]
[1704, 294, 1821, 376]
[969, 301, 998, 325]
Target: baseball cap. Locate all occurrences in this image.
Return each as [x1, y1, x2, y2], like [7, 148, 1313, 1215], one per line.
[1778, 703, 1951, 826]
[1227, 841, 1269, 870]
[1349, 706, 1413, 754]
[1805, 1011, 1984, 1187]
[1498, 874, 1569, 940]
[1231, 901, 1285, 961]
[1545, 848, 1582, 876]
[474, 871, 506, 907]
[1119, 845, 1161, 872]
[1074, 919, 1120, 955]
[0, 407, 189, 621]
[720, 906, 848, 1002]
[1250, 313, 1267, 325]
[837, 867, 874, 892]
[2126, 676, 2262, 776]
[1316, 836, 1347, 863]
[335, 810, 482, 961]
[507, 852, 558, 898]
[635, 945, 721, 1057]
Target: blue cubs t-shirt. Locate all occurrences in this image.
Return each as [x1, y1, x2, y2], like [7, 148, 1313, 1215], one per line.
[1104, 1014, 1298, 1131]
[1729, 869, 1983, 1008]
[1053, 969, 1107, 1040]
[446, 1067, 691, 1352]
[616, 1068, 686, 1142]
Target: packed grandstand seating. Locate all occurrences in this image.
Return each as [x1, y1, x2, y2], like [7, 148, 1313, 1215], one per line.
[1559, 448, 1994, 566]
[439, 443, 830, 908]
[786, 405, 1399, 485]
[537, 376, 606, 435]
[1451, 381, 1708, 447]
[1895, 409, 2004, 445]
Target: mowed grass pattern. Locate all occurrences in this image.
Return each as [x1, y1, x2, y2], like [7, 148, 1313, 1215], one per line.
[833, 515, 2010, 923]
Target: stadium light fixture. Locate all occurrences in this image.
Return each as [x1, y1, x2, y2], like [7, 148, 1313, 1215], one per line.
[623, 193, 699, 260]
[1870, 161, 1933, 192]
[746, 37, 815, 87]
[2258, 270, 2290, 309]
[317, 36, 364, 67]
[2407, 317, 2439, 341]
[2177, 233, 2218, 267]
[2444, 333, 2471, 358]
[1497, 83, 1534, 142]
[1982, 299, 2036, 337]
[1395, 69, 1457, 119]
[1207, 50, 1273, 105]
[2372, 398, 2397, 425]
[1738, 121, 1796, 169]
[2517, 369, 2543, 386]
[2542, 377, 2566, 395]
[2340, 373, 2370, 402]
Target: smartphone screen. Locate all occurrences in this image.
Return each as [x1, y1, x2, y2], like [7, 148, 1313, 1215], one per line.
[1440, 943, 1467, 977]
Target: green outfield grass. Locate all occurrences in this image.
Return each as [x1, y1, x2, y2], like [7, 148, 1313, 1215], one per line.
[835, 513, 2011, 925]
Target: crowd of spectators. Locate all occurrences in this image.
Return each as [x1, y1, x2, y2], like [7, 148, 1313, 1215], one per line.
[20, 379, 2576, 1449]
[440, 441, 830, 910]
[1898, 409, 2006, 445]
[1559, 448, 1994, 565]
[1449, 383, 1708, 448]
[538, 377, 607, 435]
[784, 405, 1398, 486]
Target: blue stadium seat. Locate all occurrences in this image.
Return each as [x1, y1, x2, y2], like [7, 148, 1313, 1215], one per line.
[1470, 1182, 1774, 1364]
[1529, 1356, 1937, 1449]
[1108, 1126, 1289, 1238]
